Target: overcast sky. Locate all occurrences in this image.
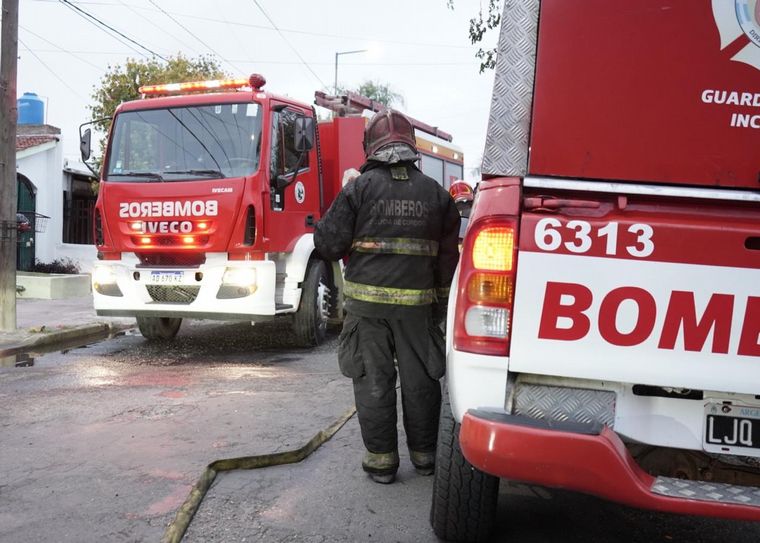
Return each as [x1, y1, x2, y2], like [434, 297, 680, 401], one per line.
[12, 0, 498, 181]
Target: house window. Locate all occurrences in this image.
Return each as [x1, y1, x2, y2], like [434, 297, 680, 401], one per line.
[63, 176, 96, 244]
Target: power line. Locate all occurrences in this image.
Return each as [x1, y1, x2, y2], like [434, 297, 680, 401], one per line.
[146, 0, 244, 75]
[187, 12, 472, 51]
[13, 47, 475, 67]
[18, 36, 89, 100]
[251, 0, 328, 88]
[57, 0, 146, 58]
[19, 24, 105, 71]
[114, 0, 202, 57]
[58, 0, 167, 61]
[31, 0, 474, 50]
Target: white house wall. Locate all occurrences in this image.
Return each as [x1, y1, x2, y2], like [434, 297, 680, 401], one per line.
[17, 144, 97, 273]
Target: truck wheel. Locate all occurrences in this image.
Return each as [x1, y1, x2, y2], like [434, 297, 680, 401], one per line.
[430, 387, 499, 543]
[292, 260, 330, 347]
[136, 316, 182, 340]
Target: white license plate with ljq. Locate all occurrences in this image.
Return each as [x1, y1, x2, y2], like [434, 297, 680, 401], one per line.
[149, 271, 184, 285]
[703, 402, 760, 458]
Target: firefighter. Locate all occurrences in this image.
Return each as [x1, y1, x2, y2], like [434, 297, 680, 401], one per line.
[448, 179, 474, 218]
[314, 110, 460, 484]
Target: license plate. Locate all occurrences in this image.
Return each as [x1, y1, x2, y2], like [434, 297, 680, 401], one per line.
[149, 271, 184, 284]
[703, 402, 760, 458]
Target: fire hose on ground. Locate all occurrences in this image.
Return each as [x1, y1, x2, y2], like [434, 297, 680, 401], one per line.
[161, 406, 357, 543]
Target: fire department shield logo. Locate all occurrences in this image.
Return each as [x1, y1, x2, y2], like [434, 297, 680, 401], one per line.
[294, 181, 306, 204]
[713, 1, 760, 70]
[736, 0, 760, 47]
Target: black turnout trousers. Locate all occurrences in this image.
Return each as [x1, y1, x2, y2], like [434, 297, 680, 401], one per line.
[338, 312, 445, 455]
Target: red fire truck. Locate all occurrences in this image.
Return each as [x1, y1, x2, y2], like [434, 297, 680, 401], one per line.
[431, 1, 760, 541]
[79, 77, 457, 344]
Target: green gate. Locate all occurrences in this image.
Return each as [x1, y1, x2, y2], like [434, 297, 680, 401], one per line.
[17, 174, 36, 272]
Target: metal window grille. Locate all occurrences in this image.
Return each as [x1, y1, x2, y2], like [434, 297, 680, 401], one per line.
[62, 199, 94, 244]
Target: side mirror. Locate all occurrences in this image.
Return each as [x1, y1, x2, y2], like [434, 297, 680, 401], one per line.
[80, 127, 92, 161]
[294, 117, 315, 153]
[275, 175, 291, 191]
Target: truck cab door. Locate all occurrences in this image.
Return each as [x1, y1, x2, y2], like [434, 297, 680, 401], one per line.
[264, 105, 320, 252]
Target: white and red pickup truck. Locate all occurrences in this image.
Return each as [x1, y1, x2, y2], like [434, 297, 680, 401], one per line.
[431, 1, 760, 541]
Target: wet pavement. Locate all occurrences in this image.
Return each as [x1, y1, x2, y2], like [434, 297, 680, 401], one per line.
[1, 315, 759, 542]
[0, 320, 354, 543]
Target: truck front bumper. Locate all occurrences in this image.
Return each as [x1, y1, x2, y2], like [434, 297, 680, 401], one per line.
[460, 409, 760, 521]
[91, 255, 281, 320]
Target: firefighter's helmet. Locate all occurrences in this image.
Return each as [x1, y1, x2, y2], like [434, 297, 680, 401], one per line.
[363, 109, 417, 157]
[449, 180, 474, 204]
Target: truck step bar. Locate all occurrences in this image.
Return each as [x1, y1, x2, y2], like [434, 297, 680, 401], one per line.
[459, 409, 760, 521]
[652, 477, 760, 508]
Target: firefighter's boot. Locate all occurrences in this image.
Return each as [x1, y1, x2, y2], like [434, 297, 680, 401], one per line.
[362, 451, 399, 484]
[410, 450, 435, 476]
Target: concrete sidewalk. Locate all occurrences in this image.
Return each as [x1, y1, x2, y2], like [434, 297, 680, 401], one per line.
[0, 295, 134, 356]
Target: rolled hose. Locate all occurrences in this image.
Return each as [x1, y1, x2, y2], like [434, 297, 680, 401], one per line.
[161, 406, 356, 543]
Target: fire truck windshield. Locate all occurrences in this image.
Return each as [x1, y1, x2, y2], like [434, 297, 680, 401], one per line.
[105, 102, 263, 182]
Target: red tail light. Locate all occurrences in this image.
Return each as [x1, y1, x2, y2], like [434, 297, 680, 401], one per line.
[453, 218, 519, 356]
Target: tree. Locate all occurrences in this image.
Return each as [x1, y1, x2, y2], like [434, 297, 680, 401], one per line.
[447, 0, 501, 73]
[341, 80, 405, 108]
[88, 54, 228, 161]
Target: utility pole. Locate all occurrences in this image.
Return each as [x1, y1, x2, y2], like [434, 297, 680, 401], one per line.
[0, 0, 19, 331]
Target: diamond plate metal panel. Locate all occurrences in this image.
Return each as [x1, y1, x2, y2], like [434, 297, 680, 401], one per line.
[482, 0, 540, 177]
[652, 477, 760, 508]
[513, 384, 616, 428]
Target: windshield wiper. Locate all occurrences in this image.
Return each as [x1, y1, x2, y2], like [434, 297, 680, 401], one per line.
[109, 171, 164, 181]
[163, 169, 225, 179]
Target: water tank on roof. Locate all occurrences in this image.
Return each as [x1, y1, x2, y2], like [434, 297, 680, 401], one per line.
[18, 92, 44, 125]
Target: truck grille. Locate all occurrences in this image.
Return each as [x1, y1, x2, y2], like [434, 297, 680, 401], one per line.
[146, 285, 200, 304]
[137, 252, 206, 267]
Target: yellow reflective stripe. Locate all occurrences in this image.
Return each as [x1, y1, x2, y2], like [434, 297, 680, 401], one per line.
[436, 287, 451, 299]
[352, 237, 439, 256]
[344, 280, 435, 306]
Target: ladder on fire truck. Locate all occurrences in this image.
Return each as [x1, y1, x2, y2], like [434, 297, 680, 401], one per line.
[314, 91, 453, 142]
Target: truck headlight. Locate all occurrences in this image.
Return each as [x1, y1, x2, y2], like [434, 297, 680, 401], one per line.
[218, 267, 257, 299]
[93, 265, 116, 286]
[222, 267, 257, 287]
[92, 266, 122, 296]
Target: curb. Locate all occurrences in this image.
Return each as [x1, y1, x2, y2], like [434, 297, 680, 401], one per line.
[0, 322, 133, 358]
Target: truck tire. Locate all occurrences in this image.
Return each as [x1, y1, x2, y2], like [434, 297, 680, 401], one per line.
[136, 316, 182, 340]
[430, 387, 499, 543]
[292, 260, 330, 347]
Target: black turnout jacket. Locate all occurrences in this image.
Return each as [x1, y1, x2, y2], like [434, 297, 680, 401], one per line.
[314, 160, 461, 320]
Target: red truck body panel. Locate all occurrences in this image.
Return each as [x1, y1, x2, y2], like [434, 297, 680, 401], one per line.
[530, 0, 760, 188]
[317, 116, 366, 216]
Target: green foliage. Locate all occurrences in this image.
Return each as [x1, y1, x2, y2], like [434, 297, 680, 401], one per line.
[447, 0, 501, 73]
[341, 80, 405, 108]
[31, 258, 81, 275]
[88, 54, 229, 162]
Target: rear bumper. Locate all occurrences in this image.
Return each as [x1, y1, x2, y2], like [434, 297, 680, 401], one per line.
[460, 409, 760, 521]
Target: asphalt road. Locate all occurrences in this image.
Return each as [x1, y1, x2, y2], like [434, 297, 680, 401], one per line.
[1, 319, 759, 542]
